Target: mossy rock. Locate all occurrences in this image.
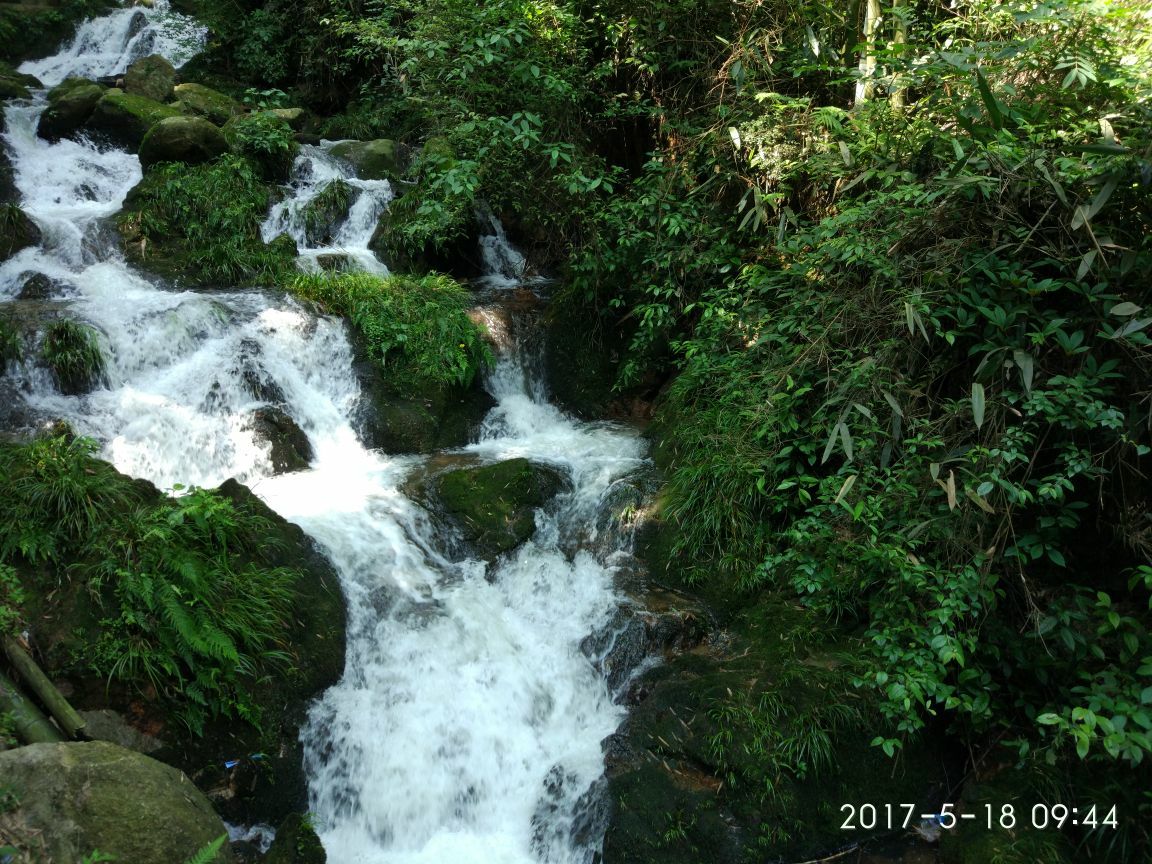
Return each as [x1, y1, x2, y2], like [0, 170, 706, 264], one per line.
[0, 204, 40, 261]
[171, 81, 243, 126]
[543, 301, 627, 420]
[153, 478, 347, 826]
[0, 60, 41, 99]
[84, 87, 181, 149]
[270, 107, 307, 131]
[432, 457, 568, 558]
[355, 360, 494, 453]
[300, 178, 353, 246]
[328, 138, 404, 182]
[265, 813, 327, 864]
[37, 78, 105, 141]
[603, 594, 955, 862]
[123, 53, 176, 103]
[0, 741, 236, 864]
[138, 115, 228, 170]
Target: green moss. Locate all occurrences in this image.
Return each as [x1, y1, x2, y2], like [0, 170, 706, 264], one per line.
[0, 203, 41, 260]
[434, 458, 566, 557]
[0, 61, 41, 100]
[86, 88, 181, 149]
[41, 319, 105, 395]
[172, 82, 244, 126]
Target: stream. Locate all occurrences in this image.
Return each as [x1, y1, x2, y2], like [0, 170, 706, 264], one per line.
[0, 4, 650, 864]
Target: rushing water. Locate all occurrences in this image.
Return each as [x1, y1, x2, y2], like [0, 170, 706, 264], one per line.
[1, 5, 648, 863]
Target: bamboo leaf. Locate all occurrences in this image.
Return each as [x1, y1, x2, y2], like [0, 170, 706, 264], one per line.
[975, 68, 1004, 130]
[971, 382, 986, 429]
[882, 390, 904, 417]
[965, 487, 996, 514]
[838, 421, 854, 461]
[834, 474, 858, 505]
[1013, 350, 1034, 395]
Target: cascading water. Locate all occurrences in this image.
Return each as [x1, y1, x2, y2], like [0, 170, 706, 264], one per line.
[1, 6, 650, 863]
[262, 144, 394, 275]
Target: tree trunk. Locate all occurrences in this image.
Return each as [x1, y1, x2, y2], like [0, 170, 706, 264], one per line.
[854, 0, 883, 107]
[890, 0, 909, 107]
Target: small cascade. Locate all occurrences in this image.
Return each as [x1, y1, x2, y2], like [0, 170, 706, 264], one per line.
[19, 3, 205, 87]
[477, 206, 530, 288]
[262, 143, 393, 275]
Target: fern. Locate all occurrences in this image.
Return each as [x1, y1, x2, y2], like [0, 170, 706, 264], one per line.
[183, 834, 228, 864]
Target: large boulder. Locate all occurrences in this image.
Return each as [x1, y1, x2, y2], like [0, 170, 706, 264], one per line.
[172, 82, 243, 126]
[138, 115, 228, 170]
[430, 457, 568, 558]
[0, 741, 235, 864]
[84, 88, 181, 150]
[328, 138, 404, 181]
[0, 204, 40, 261]
[123, 53, 176, 103]
[37, 78, 105, 141]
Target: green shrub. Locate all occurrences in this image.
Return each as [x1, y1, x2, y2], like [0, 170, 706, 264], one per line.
[0, 436, 303, 733]
[0, 563, 25, 637]
[223, 111, 299, 180]
[121, 154, 294, 285]
[287, 272, 491, 395]
[41, 320, 105, 395]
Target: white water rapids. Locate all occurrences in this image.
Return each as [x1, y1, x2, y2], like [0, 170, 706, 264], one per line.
[1, 5, 648, 863]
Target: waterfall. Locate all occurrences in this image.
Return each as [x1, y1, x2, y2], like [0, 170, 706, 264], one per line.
[261, 143, 394, 275]
[1, 7, 648, 863]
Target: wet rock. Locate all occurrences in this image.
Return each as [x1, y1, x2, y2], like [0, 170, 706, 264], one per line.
[0, 741, 236, 864]
[315, 253, 352, 271]
[248, 406, 313, 474]
[328, 138, 405, 182]
[78, 708, 165, 754]
[171, 82, 243, 126]
[0, 204, 41, 261]
[37, 77, 105, 141]
[300, 178, 353, 246]
[431, 457, 568, 558]
[123, 53, 176, 103]
[265, 813, 326, 864]
[84, 87, 181, 149]
[16, 273, 56, 300]
[138, 115, 228, 170]
[0, 61, 41, 100]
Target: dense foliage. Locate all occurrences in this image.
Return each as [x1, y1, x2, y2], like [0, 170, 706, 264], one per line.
[288, 271, 491, 395]
[177, 0, 1152, 851]
[0, 435, 301, 733]
[119, 154, 293, 284]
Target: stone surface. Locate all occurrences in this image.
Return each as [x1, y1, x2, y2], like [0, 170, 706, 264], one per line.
[84, 87, 181, 150]
[123, 53, 176, 103]
[172, 82, 243, 126]
[0, 741, 235, 864]
[270, 107, 307, 130]
[138, 115, 228, 170]
[328, 138, 404, 181]
[248, 406, 313, 474]
[78, 708, 165, 753]
[37, 78, 105, 141]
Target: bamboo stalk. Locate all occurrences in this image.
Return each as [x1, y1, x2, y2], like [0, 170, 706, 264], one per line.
[0, 668, 63, 744]
[3, 635, 86, 739]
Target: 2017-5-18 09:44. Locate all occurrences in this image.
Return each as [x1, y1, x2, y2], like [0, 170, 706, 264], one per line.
[839, 802, 1120, 832]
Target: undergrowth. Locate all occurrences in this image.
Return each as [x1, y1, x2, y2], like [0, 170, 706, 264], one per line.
[121, 154, 294, 285]
[0, 435, 301, 734]
[287, 271, 491, 396]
